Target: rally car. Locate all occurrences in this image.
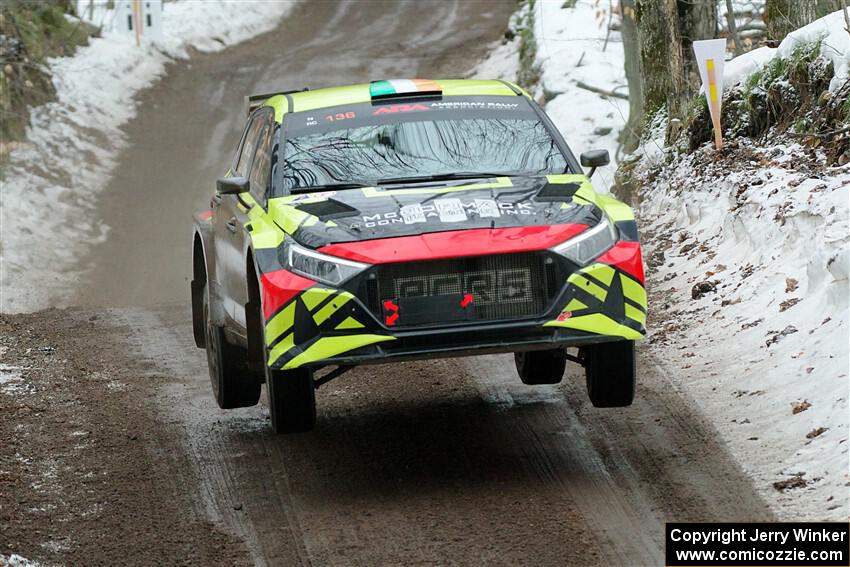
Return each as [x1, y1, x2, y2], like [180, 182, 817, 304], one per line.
[191, 79, 646, 433]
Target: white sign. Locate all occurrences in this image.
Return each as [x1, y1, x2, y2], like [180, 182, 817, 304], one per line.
[693, 39, 727, 149]
[114, 0, 163, 44]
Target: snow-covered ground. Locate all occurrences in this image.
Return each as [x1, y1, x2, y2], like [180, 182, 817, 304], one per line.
[0, 1, 298, 313]
[724, 9, 850, 91]
[636, 11, 849, 519]
[0, 554, 41, 567]
[475, 1, 849, 519]
[471, 0, 627, 191]
[640, 141, 848, 520]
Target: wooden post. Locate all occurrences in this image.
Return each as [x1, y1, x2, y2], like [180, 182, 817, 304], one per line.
[706, 58, 723, 149]
[132, 0, 141, 47]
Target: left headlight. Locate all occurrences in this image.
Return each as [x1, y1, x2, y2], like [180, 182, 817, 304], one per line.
[552, 217, 617, 265]
[281, 239, 369, 285]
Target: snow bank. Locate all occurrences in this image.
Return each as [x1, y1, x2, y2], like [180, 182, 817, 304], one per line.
[638, 140, 849, 520]
[0, 1, 297, 313]
[533, 0, 628, 191]
[724, 46, 775, 88]
[779, 10, 850, 92]
[724, 10, 850, 91]
[472, 0, 627, 191]
[626, 7, 850, 521]
[0, 555, 41, 567]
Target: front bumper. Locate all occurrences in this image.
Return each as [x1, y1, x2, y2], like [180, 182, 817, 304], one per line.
[259, 241, 647, 370]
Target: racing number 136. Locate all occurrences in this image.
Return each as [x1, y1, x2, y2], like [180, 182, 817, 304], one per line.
[325, 111, 356, 122]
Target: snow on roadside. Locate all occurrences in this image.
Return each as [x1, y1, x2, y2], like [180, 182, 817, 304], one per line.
[723, 10, 850, 91]
[0, 555, 42, 567]
[638, 139, 849, 520]
[0, 1, 298, 313]
[534, 0, 628, 191]
[632, 12, 850, 519]
[468, 33, 520, 84]
[471, 0, 627, 191]
[476, 1, 849, 519]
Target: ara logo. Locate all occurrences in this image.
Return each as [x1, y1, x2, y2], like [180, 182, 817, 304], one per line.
[372, 103, 430, 115]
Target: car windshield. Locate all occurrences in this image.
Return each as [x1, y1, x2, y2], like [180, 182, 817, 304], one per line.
[281, 98, 570, 192]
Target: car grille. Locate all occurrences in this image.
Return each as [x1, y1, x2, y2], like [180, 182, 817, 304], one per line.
[369, 252, 554, 326]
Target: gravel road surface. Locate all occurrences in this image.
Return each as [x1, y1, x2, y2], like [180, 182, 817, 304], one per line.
[1, 2, 773, 565]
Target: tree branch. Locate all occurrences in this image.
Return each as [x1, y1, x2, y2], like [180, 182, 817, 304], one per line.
[575, 81, 630, 100]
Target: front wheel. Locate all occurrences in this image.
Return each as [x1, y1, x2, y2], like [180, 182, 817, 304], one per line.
[203, 284, 261, 409]
[583, 340, 635, 407]
[267, 367, 316, 434]
[514, 349, 566, 385]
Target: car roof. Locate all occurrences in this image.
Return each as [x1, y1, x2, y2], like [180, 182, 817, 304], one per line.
[260, 79, 530, 122]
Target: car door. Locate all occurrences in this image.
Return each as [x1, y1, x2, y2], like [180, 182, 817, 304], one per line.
[214, 112, 267, 328]
[229, 110, 276, 319]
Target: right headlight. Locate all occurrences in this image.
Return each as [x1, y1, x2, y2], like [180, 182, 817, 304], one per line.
[281, 238, 369, 285]
[552, 217, 617, 265]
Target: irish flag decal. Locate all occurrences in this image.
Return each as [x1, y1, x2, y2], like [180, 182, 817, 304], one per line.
[370, 79, 442, 99]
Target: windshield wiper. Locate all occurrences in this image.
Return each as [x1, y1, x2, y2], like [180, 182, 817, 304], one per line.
[290, 182, 371, 194]
[377, 172, 520, 185]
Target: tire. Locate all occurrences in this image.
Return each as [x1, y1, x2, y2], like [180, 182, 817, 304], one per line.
[203, 283, 261, 409]
[514, 349, 566, 385]
[583, 340, 636, 407]
[266, 367, 316, 434]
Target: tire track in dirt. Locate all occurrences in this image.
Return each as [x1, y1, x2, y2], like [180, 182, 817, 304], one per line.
[464, 351, 775, 565]
[122, 304, 602, 565]
[114, 304, 772, 566]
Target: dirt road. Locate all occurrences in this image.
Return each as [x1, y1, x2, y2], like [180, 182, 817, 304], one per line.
[1, 305, 772, 565]
[72, 0, 513, 308]
[2, 1, 774, 565]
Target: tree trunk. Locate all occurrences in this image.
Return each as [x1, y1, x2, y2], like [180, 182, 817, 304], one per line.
[725, 0, 744, 56]
[636, 0, 688, 142]
[816, 0, 842, 17]
[766, 0, 818, 41]
[620, 0, 643, 153]
[678, 0, 718, 94]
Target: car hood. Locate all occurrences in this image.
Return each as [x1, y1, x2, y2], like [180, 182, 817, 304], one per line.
[267, 174, 603, 249]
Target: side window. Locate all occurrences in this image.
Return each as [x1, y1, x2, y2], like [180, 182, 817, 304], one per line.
[249, 116, 273, 201]
[234, 116, 264, 176]
[231, 118, 252, 173]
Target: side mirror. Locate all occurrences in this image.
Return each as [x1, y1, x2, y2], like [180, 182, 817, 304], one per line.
[580, 149, 610, 178]
[216, 176, 249, 195]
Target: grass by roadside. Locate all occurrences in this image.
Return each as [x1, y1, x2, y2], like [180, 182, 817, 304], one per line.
[0, 1, 95, 157]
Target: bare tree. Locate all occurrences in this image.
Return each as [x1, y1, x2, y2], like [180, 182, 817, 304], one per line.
[725, 0, 744, 55]
[765, 0, 818, 41]
[620, 0, 644, 153]
[636, 0, 688, 141]
[679, 0, 719, 93]
[816, 0, 843, 17]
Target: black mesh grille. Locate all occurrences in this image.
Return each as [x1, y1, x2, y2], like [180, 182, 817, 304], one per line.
[374, 253, 549, 326]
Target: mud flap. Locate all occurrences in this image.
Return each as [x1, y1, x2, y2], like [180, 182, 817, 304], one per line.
[191, 279, 206, 348]
[245, 299, 265, 375]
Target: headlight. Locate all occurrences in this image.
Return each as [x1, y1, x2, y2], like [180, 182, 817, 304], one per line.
[281, 239, 369, 285]
[552, 217, 617, 265]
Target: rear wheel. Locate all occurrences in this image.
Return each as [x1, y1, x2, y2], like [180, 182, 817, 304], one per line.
[583, 340, 635, 407]
[203, 283, 261, 409]
[514, 349, 566, 385]
[266, 367, 316, 434]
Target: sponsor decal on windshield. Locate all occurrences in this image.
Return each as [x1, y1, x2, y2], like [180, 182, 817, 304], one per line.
[430, 101, 520, 110]
[284, 96, 537, 138]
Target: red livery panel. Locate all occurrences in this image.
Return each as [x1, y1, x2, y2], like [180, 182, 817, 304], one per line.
[318, 224, 589, 264]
